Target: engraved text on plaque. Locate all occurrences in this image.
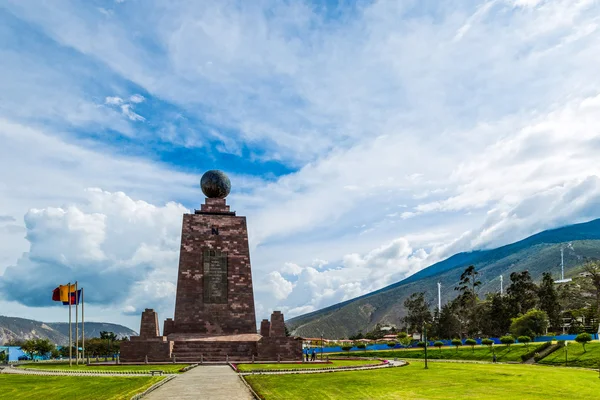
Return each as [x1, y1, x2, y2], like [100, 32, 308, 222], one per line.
[203, 250, 228, 304]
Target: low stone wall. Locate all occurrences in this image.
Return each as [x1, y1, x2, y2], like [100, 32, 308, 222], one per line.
[120, 338, 173, 363]
[256, 337, 302, 361]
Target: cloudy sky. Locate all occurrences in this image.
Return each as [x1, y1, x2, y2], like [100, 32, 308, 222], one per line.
[2, 0, 600, 332]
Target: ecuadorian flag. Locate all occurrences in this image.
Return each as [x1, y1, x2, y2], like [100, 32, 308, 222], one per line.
[62, 289, 82, 305]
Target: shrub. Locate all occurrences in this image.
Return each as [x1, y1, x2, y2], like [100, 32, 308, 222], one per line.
[451, 339, 462, 351]
[481, 338, 494, 348]
[534, 341, 565, 362]
[517, 336, 531, 348]
[575, 333, 592, 352]
[356, 343, 366, 350]
[417, 341, 426, 348]
[434, 341, 444, 352]
[500, 336, 515, 347]
[465, 339, 477, 353]
[341, 345, 352, 353]
[521, 341, 551, 362]
[510, 309, 549, 338]
[387, 341, 397, 348]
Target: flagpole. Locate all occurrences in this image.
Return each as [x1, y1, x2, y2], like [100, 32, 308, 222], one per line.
[75, 281, 79, 365]
[82, 287, 85, 362]
[68, 282, 72, 367]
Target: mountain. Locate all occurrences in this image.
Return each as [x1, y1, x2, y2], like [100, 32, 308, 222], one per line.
[0, 316, 137, 346]
[287, 218, 600, 338]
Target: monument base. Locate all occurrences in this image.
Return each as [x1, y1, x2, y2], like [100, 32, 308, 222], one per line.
[120, 309, 302, 363]
[121, 333, 302, 363]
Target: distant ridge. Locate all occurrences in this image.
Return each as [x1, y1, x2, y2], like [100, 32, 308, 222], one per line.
[288, 218, 600, 338]
[0, 315, 137, 345]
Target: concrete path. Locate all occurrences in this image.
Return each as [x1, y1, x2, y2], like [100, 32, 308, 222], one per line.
[144, 365, 253, 400]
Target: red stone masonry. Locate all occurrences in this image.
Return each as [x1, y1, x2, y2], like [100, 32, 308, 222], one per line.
[260, 319, 271, 337]
[139, 309, 160, 338]
[169, 197, 257, 335]
[269, 311, 286, 337]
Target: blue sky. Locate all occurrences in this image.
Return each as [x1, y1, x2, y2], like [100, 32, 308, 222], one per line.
[2, 0, 600, 332]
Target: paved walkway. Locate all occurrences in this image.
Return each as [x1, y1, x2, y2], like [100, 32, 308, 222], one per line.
[144, 365, 253, 400]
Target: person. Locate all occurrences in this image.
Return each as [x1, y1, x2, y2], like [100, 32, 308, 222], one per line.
[311, 348, 317, 361]
[305, 348, 310, 362]
[492, 353, 497, 363]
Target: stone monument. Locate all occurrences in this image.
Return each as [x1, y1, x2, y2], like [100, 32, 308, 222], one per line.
[121, 170, 302, 362]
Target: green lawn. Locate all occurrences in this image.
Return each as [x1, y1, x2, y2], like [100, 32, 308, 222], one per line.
[245, 360, 600, 400]
[334, 343, 542, 362]
[18, 363, 189, 374]
[0, 374, 163, 400]
[538, 342, 600, 369]
[236, 359, 380, 372]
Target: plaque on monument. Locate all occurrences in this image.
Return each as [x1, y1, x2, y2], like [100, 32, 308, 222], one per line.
[203, 250, 228, 304]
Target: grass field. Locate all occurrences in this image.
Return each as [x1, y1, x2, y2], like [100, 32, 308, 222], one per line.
[334, 343, 541, 362]
[538, 342, 600, 369]
[236, 359, 380, 372]
[18, 363, 189, 374]
[0, 374, 162, 400]
[245, 360, 600, 400]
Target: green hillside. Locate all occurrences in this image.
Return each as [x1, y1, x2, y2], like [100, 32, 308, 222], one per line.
[287, 219, 600, 338]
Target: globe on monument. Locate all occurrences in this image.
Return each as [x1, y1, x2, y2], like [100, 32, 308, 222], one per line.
[201, 170, 231, 199]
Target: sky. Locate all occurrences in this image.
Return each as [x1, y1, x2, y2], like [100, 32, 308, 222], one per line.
[2, 0, 600, 332]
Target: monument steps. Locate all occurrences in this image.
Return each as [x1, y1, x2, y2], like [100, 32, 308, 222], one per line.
[172, 341, 257, 362]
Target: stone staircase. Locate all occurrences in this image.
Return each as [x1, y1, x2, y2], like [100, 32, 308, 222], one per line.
[171, 340, 258, 362]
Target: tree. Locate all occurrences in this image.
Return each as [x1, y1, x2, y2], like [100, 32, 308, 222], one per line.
[517, 336, 531, 349]
[537, 272, 561, 330]
[454, 265, 482, 336]
[20, 339, 36, 360]
[341, 345, 352, 355]
[434, 341, 444, 353]
[582, 260, 600, 324]
[437, 302, 462, 339]
[451, 339, 462, 352]
[402, 293, 432, 334]
[454, 265, 481, 305]
[575, 333, 592, 352]
[416, 341, 426, 348]
[510, 309, 549, 338]
[0, 351, 7, 363]
[481, 338, 494, 348]
[500, 336, 515, 347]
[397, 333, 412, 349]
[387, 341, 397, 348]
[465, 339, 477, 353]
[507, 271, 538, 316]
[100, 331, 118, 356]
[482, 293, 512, 337]
[356, 343, 366, 352]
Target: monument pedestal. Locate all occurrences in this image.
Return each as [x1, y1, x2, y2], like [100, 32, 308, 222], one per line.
[121, 172, 302, 363]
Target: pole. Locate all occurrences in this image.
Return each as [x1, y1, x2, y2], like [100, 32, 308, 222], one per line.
[68, 282, 72, 367]
[82, 287, 85, 362]
[437, 282, 441, 312]
[561, 248, 565, 280]
[75, 281, 79, 365]
[321, 333, 324, 361]
[423, 323, 428, 369]
[500, 275, 503, 296]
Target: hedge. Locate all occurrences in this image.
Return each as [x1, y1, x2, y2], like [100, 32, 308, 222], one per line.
[533, 341, 565, 362]
[520, 341, 551, 362]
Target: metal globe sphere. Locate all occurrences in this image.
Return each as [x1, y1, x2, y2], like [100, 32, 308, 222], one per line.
[200, 170, 231, 199]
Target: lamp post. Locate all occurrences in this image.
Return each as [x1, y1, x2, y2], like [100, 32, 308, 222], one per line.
[321, 333, 324, 361]
[423, 324, 428, 370]
[565, 341, 568, 367]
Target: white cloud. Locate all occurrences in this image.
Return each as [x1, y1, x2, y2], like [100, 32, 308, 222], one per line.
[0, 189, 187, 314]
